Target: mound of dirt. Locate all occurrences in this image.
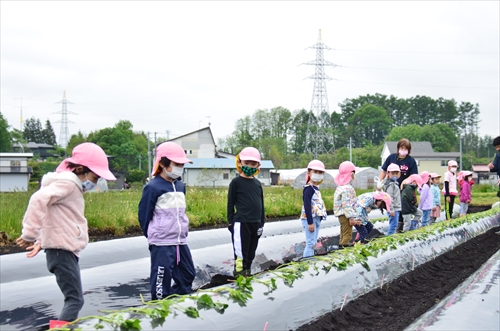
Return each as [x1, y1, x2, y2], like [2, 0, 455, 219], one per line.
[297, 226, 500, 331]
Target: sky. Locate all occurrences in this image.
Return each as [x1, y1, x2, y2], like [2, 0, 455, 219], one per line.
[1, 1, 499, 147]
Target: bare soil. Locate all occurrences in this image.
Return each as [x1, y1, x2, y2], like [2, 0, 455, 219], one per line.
[297, 226, 500, 331]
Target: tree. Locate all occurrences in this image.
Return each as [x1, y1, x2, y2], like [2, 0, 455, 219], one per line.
[196, 168, 223, 187]
[347, 104, 393, 147]
[42, 120, 57, 146]
[289, 109, 310, 154]
[0, 112, 12, 152]
[23, 117, 44, 143]
[66, 131, 88, 156]
[386, 124, 458, 152]
[268, 145, 284, 171]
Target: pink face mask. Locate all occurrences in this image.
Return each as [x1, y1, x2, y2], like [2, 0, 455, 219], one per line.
[399, 149, 408, 157]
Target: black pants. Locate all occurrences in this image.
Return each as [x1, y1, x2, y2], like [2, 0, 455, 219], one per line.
[444, 195, 455, 220]
[229, 222, 261, 272]
[46, 249, 84, 321]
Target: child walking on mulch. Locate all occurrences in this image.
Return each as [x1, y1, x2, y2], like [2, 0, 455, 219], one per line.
[300, 160, 328, 258]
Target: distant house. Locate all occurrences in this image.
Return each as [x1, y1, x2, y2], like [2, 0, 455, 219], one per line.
[472, 164, 497, 184]
[0, 153, 34, 192]
[183, 158, 275, 187]
[381, 141, 461, 175]
[167, 127, 217, 158]
[12, 142, 59, 160]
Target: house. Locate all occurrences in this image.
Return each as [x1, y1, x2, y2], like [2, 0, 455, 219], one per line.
[381, 142, 461, 175]
[0, 153, 34, 192]
[183, 158, 275, 187]
[12, 142, 59, 160]
[167, 126, 217, 158]
[472, 164, 497, 184]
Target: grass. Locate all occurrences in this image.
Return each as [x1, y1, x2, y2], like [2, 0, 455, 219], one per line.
[1, 185, 498, 241]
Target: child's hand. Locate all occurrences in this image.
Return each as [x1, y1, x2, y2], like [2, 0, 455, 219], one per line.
[308, 224, 315, 232]
[446, 196, 450, 203]
[26, 243, 41, 258]
[15, 237, 33, 248]
[390, 211, 395, 217]
[349, 218, 356, 226]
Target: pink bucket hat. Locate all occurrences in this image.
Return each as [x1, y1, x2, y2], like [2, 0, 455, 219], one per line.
[430, 173, 441, 179]
[405, 174, 424, 189]
[448, 160, 458, 168]
[152, 142, 193, 176]
[334, 161, 356, 186]
[419, 171, 431, 184]
[372, 191, 392, 212]
[387, 163, 400, 172]
[306, 160, 325, 183]
[56, 143, 116, 180]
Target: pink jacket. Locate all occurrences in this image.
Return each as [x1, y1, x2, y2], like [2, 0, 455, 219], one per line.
[459, 180, 471, 203]
[21, 172, 88, 256]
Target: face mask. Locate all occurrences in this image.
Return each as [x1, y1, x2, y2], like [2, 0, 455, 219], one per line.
[450, 167, 457, 173]
[81, 174, 96, 192]
[164, 166, 184, 179]
[390, 176, 399, 182]
[241, 165, 258, 177]
[311, 173, 324, 183]
[398, 150, 408, 157]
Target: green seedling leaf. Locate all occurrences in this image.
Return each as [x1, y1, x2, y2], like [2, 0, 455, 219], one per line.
[360, 261, 371, 272]
[121, 318, 141, 330]
[197, 294, 215, 308]
[184, 306, 200, 318]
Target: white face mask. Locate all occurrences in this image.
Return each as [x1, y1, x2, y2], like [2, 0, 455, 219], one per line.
[81, 174, 96, 192]
[450, 167, 457, 173]
[164, 165, 184, 179]
[311, 173, 324, 183]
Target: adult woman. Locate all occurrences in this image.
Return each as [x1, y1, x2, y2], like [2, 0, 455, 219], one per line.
[378, 138, 419, 187]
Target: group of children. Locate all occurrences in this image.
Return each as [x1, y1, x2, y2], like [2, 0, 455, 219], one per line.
[15, 137, 488, 327]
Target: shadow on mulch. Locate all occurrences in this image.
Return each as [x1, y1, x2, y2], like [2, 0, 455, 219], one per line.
[297, 226, 500, 331]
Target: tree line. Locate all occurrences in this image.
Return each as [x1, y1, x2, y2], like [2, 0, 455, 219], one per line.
[0, 92, 495, 181]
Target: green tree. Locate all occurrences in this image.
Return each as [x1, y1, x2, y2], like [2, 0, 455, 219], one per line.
[127, 169, 147, 183]
[23, 117, 44, 143]
[289, 109, 309, 154]
[66, 131, 88, 156]
[42, 119, 57, 146]
[347, 104, 393, 147]
[268, 145, 284, 171]
[386, 124, 458, 152]
[0, 112, 12, 152]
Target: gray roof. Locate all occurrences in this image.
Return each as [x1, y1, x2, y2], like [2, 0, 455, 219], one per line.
[184, 158, 274, 169]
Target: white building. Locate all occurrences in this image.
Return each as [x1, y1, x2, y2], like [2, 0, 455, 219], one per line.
[0, 153, 34, 192]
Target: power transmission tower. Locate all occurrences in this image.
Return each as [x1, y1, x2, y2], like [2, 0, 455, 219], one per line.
[53, 91, 77, 148]
[303, 29, 336, 157]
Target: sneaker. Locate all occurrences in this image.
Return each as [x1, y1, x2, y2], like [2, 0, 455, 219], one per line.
[49, 320, 69, 329]
[495, 230, 500, 236]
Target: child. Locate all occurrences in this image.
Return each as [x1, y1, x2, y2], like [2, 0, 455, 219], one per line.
[352, 192, 392, 244]
[300, 160, 328, 258]
[15, 143, 116, 327]
[227, 147, 265, 277]
[442, 160, 458, 220]
[458, 171, 473, 217]
[418, 171, 433, 227]
[138, 142, 196, 300]
[333, 161, 357, 247]
[401, 174, 423, 232]
[429, 173, 442, 225]
[383, 163, 402, 235]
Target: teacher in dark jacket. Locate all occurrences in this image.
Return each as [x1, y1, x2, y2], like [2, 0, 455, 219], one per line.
[379, 138, 419, 187]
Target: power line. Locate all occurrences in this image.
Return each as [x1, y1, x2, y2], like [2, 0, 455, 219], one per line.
[332, 48, 499, 54]
[338, 65, 498, 74]
[337, 78, 498, 89]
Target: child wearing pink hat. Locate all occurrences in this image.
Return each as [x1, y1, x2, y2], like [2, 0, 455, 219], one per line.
[401, 174, 423, 231]
[351, 192, 392, 244]
[442, 160, 458, 220]
[300, 160, 328, 257]
[227, 147, 265, 277]
[138, 142, 196, 300]
[429, 173, 442, 224]
[384, 163, 402, 235]
[458, 171, 473, 217]
[15, 143, 116, 327]
[333, 161, 357, 247]
[418, 171, 433, 226]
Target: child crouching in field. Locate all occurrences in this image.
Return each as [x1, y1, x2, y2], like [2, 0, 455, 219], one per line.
[300, 160, 327, 258]
[16, 143, 116, 328]
[401, 174, 423, 232]
[334, 161, 357, 247]
[352, 192, 392, 244]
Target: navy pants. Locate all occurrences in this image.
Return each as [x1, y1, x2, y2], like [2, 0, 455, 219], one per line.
[46, 249, 84, 321]
[149, 245, 196, 300]
[229, 222, 261, 272]
[354, 221, 374, 243]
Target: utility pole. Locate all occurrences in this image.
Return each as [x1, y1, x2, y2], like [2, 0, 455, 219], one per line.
[303, 29, 336, 157]
[13, 97, 26, 131]
[147, 132, 151, 178]
[349, 137, 352, 162]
